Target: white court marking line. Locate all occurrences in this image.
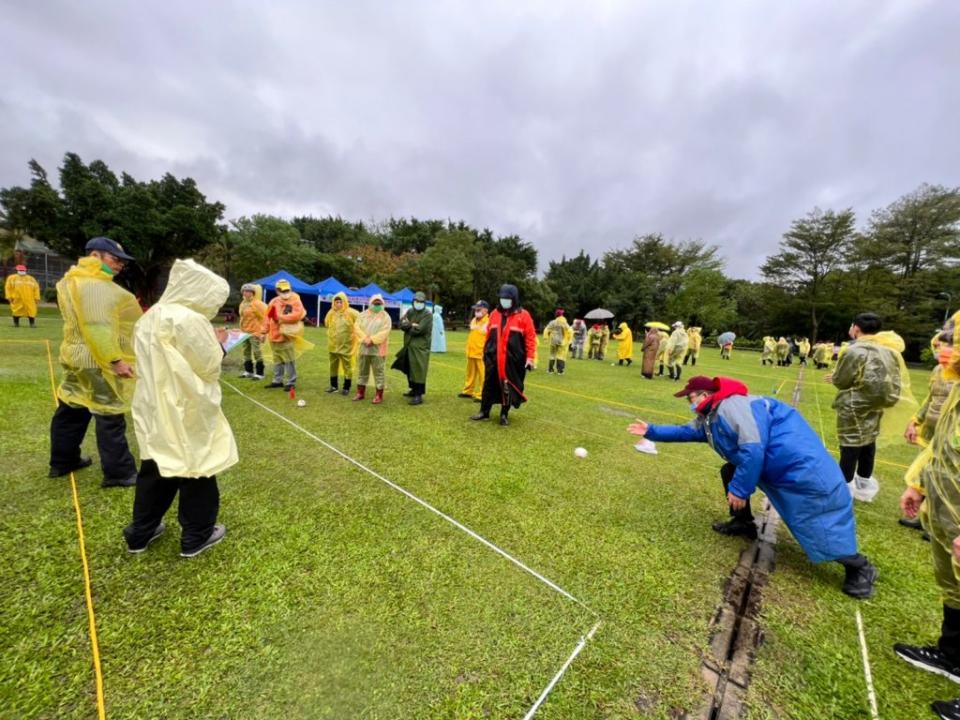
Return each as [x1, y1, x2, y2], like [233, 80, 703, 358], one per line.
[522, 620, 602, 720]
[223, 381, 596, 614]
[856, 609, 880, 720]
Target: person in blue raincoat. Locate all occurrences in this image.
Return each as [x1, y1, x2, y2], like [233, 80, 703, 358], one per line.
[628, 374, 878, 599]
[431, 304, 446, 353]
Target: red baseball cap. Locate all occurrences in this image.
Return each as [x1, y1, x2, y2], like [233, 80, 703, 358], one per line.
[673, 375, 718, 397]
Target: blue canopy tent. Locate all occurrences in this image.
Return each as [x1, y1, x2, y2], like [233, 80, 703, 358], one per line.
[313, 276, 352, 325]
[251, 270, 322, 325]
[349, 283, 400, 308]
[393, 287, 415, 303]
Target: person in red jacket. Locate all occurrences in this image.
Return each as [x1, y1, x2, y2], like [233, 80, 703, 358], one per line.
[470, 284, 537, 426]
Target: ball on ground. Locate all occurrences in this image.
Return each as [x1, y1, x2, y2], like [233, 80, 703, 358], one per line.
[574, 447, 588, 458]
[297, 399, 307, 407]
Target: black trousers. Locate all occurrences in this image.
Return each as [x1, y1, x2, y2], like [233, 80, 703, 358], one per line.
[124, 459, 219, 552]
[49, 401, 137, 481]
[838, 443, 876, 483]
[941, 605, 960, 664]
[721, 462, 753, 521]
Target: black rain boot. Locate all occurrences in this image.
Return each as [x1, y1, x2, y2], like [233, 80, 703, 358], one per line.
[619, 359, 624, 366]
[558, 360, 565, 375]
[675, 367, 682, 382]
[691, 357, 696, 366]
[13, 317, 19, 327]
[683, 355, 689, 366]
[326, 376, 339, 393]
[668, 366, 675, 380]
[241, 360, 254, 378]
[658, 363, 664, 376]
[341, 378, 352, 396]
[548, 359, 556, 374]
[626, 359, 632, 366]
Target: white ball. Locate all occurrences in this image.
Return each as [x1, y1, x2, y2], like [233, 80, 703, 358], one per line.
[574, 447, 588, 458]
[297, 399, 307, 407]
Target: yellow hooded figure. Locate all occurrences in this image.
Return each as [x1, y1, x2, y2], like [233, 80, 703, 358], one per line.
[56, 256, 143, 413]
[683, 327, 702, 366]
[613, 322, 633, 365]
[543, 311, 572, 373]
[261, 278, 313, 389]
[323, 291, 360, 395]
[899, 312, 960, 658]
[762, 336, 777, 365]
[238, 282, 267, 379]
[665, 322, 688, 380]
[132, 259, 238, 479]
[5, 265, 41, 325]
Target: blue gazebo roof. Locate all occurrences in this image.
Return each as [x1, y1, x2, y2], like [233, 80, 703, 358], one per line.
[250, 270, 316, 294]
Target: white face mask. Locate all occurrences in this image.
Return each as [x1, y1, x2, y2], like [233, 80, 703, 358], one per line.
[499, 298, 513, 310]
[413, 302, 425, 311]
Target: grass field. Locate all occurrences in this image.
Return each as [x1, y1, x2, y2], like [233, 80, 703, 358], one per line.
[1, 307, 955, 719]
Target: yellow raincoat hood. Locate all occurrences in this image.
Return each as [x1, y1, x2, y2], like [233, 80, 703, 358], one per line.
[131, 259, 237, 478]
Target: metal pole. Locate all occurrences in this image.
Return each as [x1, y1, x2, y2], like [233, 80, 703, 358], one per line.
[943, 293, 952, 325]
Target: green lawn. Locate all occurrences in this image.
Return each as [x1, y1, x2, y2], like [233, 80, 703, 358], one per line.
[0, 307, 954, 719]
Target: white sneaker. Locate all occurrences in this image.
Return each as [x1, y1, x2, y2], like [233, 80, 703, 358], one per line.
[852, 474, 880, 503]
[239, 371, 252, 378]
[251, 373, 264, 380]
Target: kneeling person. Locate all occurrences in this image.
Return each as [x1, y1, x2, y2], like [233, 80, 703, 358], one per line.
[629, 375, 877, 599]
[123, 259, 238, 558]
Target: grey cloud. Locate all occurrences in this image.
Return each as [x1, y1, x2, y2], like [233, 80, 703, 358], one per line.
[2, 0, 958, 277]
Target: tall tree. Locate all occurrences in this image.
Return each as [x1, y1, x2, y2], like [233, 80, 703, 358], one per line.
[761, 207, 855, 341]
[224, 215, 318, 287]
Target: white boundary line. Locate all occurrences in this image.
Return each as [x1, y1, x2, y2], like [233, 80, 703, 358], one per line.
[855, 609, 880, 720]
[224, 381, 601, 716]
[522, 620, 602, 720]
[223, 381, 595, 614]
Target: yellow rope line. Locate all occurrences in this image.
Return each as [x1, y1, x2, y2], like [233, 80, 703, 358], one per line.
[44, 340, 107, 720]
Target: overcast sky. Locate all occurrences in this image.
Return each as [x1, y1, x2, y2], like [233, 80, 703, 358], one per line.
[2, 1, 958, 277]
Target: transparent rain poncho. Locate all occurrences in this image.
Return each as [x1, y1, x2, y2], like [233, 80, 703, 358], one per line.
[831, 330, 916, 447]
[907, 312, 960, 605]
[56, 257, 143, 414]
[665, 327, 688, 366]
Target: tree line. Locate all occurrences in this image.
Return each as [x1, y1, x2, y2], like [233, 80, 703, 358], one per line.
[2, 152, 959, 359]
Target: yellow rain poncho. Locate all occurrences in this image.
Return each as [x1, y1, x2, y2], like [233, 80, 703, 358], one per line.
[5, 271, 40, 318]
[654, 330, 670, 364]
[905, 312, 960, 606]
[613, 322, 633, 361]
[776, 336, 790, 362]
[55, 256, 143, 414]
[686, 327, 702, 359]
[665, 326, 688, 367]
[132, 259, 238, 479]
[543, 315, 571, 360]
[912, 334, 957, 446]
[798, 338, 811, 359]
[261, 289, 314, 363]
[324, 291, 359, 354]
[832, 330, 915, 447]
[813, 342, 833, 367]
[762, 336, 777, 363]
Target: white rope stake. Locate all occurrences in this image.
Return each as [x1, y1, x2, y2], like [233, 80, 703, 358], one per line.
[522, 621, 602, 720]
[223, 381, 595, 614]
[855, 609, 880, 720]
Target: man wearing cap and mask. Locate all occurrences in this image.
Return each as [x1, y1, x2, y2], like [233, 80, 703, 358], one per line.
[398, 291, 433, 405]
[5, 264, 41, 327]
[49, 236, 143, 487]
[471, 284, 537, 426]
[260, 278, 309, 391]
[459, 301, 490, 401]
[628, 374, 878, 599]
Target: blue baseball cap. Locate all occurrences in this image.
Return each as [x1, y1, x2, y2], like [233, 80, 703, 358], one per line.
[85, 236, 135, 261]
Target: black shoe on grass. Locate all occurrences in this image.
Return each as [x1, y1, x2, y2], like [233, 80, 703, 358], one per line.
[470, 412, 489, 421]
[711, 518, 758, 540]
[127, 522, 166, 554]
[932, 698, 960, 719]
[899, 517, 923, 530]
[842, 562, 878, 599]
[265, 382, 285, 389]
[49, 456, 93, 478]
[102, 473, 137, 488]
[894, 644, 960, 684]
[180, 524, 226, 558]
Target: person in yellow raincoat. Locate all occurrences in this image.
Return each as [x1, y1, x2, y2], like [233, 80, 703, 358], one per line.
[352, 294, 392, 404]
[900, 332, 957, 536]
[543, 309, 572, 374]
[797, 337, 811, 367]
[776, 336, 790, 366]
[599, 323, 611, 361]
[587, 323, 603, 359]
[5, 264, 40, 327]
[682, 327, 701, 366]
[665, 321, 689, 382]
[324, 291, 359, 396]
[812, 341, 832, 369]
[49, 237, 142, 487]
[260, 278, 312, 391]
[761, 336, 776, 365]
[613, 321, 633, 366]
[896, 312, 960, 718]
[238, 283, 267, 380]
[655, 329, 670, 375]
[459, 301, 490, 401]
[123, 259, 236, 558]
[830, 313, 913, 502]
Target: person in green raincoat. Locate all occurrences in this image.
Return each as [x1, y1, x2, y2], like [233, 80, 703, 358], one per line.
[665, 322, 689, 381]
[324, 292, 359, 395]
[829, 312, 911, 502]
[613, 321, 634, 366]
[896, 312, 960, 719]
[398, 291, 433, 405]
